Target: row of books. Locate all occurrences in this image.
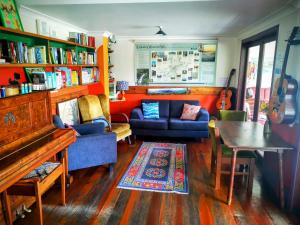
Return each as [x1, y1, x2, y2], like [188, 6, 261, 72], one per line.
[24, 67, 100, 90]
[0, 41, 47, 64]
[78, 51, 96, 65]
[69, 32, 96, 47]
[49, 47, 96, 65]
[0, 40, 96, 65]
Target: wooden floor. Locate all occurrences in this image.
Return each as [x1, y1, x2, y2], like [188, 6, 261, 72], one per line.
[13, 139, 300, 225]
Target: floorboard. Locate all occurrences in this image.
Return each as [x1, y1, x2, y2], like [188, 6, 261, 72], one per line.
[12, 139, 300, 225]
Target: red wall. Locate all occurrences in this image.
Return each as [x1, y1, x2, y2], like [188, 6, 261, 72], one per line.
[110, 93, 219, 118]
[0, 68, 27, 85]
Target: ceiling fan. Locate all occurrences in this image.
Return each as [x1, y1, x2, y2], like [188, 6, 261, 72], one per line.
[155, 26, 167, 36]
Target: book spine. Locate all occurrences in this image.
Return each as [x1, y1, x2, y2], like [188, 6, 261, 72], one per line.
[35, 47, 42, 64]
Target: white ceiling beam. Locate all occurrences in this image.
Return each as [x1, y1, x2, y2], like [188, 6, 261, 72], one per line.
[17, 0, 224, 5]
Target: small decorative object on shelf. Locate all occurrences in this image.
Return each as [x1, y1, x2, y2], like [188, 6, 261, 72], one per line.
[116, 81, 129, 101]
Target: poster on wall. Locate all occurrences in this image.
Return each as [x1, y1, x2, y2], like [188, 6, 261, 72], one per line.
[0, 0, 23, 31]
[135, 42, 217, 86]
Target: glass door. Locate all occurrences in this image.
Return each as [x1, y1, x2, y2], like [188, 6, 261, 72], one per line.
[258, 41, 276, 124]
[243, 40, 276, 123]
[244, 45, 260, 121]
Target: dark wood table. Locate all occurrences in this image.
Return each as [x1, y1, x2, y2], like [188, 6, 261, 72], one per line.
[215, 121, 294, 208]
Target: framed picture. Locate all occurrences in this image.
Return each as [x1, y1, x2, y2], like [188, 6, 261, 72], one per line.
[36, 19, 49, 36]
[0, 0, 23, 31]
[147, 88, 190, 95]
[57, 98, 80, 125]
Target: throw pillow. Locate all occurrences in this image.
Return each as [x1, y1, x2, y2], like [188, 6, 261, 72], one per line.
[142, 102, 159, 119]
[64, 123, 81, 136]
[180, 104, 201, 120]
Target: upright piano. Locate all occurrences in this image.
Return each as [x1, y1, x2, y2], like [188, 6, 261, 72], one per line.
[0, 91, 76, 224]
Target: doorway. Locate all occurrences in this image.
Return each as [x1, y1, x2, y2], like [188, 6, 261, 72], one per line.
[238, 26, 278, 123]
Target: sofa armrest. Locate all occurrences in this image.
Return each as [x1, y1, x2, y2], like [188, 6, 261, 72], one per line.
[131, 108, 144, 120]
[72, 123, 105, 135]
[197, 108, 210, 122]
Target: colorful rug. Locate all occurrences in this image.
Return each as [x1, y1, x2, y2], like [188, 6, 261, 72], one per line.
[117, 142, 188, 194]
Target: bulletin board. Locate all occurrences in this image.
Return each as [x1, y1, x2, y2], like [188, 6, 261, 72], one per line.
[135, 41, 217, 85]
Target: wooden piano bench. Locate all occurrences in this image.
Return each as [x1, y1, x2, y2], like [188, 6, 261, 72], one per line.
[3, 161, 66, 225]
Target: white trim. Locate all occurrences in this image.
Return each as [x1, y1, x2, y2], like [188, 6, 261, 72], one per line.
[20, 5, 88, 33]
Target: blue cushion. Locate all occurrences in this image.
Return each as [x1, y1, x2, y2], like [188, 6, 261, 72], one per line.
[142, 102, 159, 119]
[169, 118, 208, 131]
[142, 100, 169, 118]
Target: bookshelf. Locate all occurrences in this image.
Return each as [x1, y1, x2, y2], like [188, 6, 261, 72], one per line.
[0, 26, 100, 98]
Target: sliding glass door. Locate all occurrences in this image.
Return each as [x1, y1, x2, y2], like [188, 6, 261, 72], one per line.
[239, 27, 278, 123]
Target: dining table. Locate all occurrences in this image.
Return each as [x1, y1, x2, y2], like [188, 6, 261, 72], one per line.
[215, 121, 294, 208]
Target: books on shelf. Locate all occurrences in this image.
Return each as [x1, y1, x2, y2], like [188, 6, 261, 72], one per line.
[35, 46, 47, 64]
[0, 40, 47, 64]
[81, 68, 99, 84]
[69, 32, 95, 47]
[77, 51, 96, 65]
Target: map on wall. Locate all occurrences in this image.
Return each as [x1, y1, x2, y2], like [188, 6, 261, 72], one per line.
[135, 42, 217, 85]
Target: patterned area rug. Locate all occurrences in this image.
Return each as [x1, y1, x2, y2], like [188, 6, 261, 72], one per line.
[117, 142, 188, 194]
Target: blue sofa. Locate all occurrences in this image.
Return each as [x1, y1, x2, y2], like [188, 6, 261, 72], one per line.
[130, 100, 209, 138]
[53, 115, 117, 172]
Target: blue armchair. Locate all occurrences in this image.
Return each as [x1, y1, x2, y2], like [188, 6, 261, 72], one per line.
[53, 115, 117, 172]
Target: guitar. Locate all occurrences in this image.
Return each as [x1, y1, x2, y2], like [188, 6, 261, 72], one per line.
[216, 69, 236, 110]
[269, 27, 299, 124]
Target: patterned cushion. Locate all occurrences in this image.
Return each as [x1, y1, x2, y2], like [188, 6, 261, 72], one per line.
[142, 102, 159, 119]
[22, 162, 60, 180]
[180, 103, 201, 121]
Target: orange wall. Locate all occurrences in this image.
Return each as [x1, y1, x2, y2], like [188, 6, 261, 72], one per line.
[110, 92, 220, 118]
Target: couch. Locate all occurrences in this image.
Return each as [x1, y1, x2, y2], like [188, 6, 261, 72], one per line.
[53, 115, 117, 172]
[130, 100, 209, 138]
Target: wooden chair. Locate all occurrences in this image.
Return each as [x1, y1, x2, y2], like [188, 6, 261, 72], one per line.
[208, 124, 256, 195]
[3, 159, 66, 225]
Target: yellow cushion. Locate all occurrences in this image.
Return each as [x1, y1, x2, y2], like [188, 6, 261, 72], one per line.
[78, 95, 104, 122]
[111, 123, 131, 134]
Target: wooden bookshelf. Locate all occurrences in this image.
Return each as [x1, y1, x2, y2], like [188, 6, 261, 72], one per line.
[0, 26, 95, 50]
[0, 25, 101, 99]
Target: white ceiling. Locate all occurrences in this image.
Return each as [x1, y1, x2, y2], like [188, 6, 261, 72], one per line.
[18, 0, 292, 37]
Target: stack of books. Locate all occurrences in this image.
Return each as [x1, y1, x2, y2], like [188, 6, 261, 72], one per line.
[69, 32, 96, 47]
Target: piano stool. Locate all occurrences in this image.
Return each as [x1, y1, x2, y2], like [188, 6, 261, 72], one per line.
[3, 159, 66, 225]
